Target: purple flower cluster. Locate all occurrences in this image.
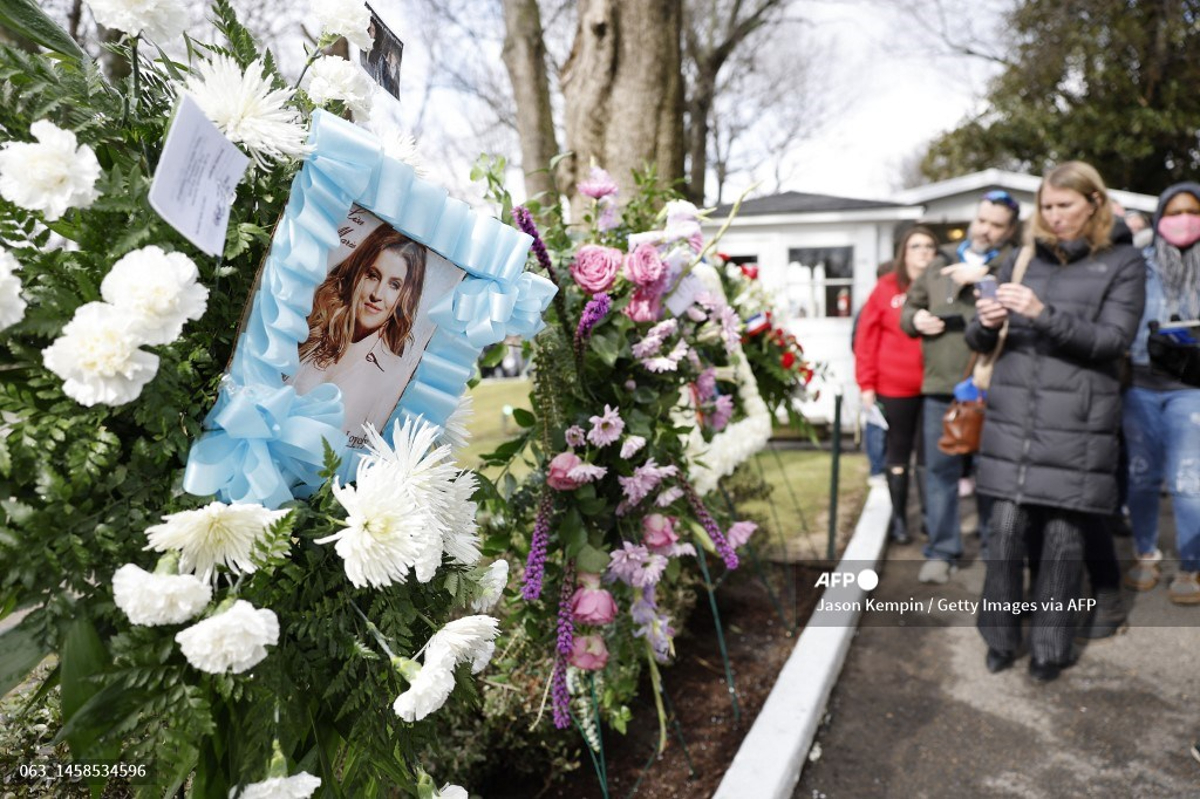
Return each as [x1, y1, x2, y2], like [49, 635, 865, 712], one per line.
[682, 476, 740, 570]
[574, 292, 611, 356]
[513, 206, 559, 287]
[552, 565, 577, 729]
[522, 494, 554, 601]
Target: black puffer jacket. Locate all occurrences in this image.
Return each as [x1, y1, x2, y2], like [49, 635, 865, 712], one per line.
[965, 230, 1146, 514]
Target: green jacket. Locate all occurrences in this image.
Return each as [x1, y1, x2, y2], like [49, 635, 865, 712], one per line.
[900, 244, 1012, 395]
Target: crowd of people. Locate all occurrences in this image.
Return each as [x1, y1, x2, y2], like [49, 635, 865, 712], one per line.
[854, 161, 1200, 683]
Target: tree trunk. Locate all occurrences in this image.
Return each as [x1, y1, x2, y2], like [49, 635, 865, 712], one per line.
[561, 0, 685, 212]
[502, 0, 560, 203]
[684, 64, 715, 204]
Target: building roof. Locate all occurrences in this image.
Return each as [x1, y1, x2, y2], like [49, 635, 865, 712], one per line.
[714, 190, 910, 217]
[892, 168, 1158, 213]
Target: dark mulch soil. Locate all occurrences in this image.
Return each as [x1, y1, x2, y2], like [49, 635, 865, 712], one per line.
[486, 562, 826, 799]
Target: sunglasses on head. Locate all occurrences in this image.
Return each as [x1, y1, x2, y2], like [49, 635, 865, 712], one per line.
[982, 190, 1019, 212]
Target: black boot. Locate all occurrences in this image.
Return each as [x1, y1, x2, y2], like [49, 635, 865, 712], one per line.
[1080, 588, 1128, 640]
[886, 469, 912, 544]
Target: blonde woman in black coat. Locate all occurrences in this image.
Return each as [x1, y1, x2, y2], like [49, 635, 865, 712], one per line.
[966, 161, 1145, 682]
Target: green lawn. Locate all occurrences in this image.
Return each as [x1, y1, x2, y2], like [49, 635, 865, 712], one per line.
[461, 378, 869, 561]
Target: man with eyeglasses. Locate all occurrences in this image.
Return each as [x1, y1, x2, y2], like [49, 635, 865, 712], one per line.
[900, 190, 1019, 583]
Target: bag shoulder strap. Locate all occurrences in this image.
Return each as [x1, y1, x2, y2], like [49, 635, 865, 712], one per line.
[987, 245, 1035, 364]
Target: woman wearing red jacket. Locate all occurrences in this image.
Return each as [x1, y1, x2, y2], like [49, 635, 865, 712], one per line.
[856, 226, 935, 543]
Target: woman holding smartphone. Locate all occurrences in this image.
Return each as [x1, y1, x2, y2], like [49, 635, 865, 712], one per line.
[966, 161, 1145, 682]
[855, 226, 937, 545]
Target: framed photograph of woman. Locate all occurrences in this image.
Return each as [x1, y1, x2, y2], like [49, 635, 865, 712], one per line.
[284, 206, 464, 452]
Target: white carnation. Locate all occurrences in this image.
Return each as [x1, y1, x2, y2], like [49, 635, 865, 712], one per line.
[392, 657, 455, 722]
[309, 0, 373, 51]
[175, 600, 279, 674]
[0, 249, 26, 331]
[305, 56, 373, 121]
[112, 563, 211, 626]
[184, 56, 310, 170]
[145, 501, 290, 577]
[434, 786, 469, 800]
[470, 560, 508, 613]
[42, 302, 159, 407]
[0, 120, 100, 221]
[318, 418, 460, 587]
[84, 0, 188, 41]
[239, 772, 322, 800]
[100, 245, 208, 345]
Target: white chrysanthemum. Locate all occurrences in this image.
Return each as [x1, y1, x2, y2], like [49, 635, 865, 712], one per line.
[0, 249, 26, 331]
[304, 56, 373, 121]
[84, 0, 187, 41]
[392, 657, 456, 722]
[112, 563, 211, 626]
[175, 600, 279, 674]
[0, 120, 101, 221]
[425, 615, 499, 667]
[470, 560, 508, 613]
[309, 0, 373, 50]
[438, 393, 473, 453]
[469, 640, 495, 675]
[440, 471, 480, 566]
[184, 56, 310, 170]
[239, 772, 321, 800]
[144, 501, 290, 577]
[318, 418, 460, 587]
[100, 245, 208, 345]
[42, 302, 159, 407]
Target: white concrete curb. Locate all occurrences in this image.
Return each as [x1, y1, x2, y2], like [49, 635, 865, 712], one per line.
[713, 483, 892, 799]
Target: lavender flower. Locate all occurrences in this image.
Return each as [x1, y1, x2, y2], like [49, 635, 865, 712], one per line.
[709, 394, 734, 432]
[607, 541, 668, 588]
[618, 458, 679, 506]
[552, 564, 576, 729]
[696, 367, 717, 401]
[578, 166, 618, 200]
[597, 195, 619, 231]
[513, 206, 559, 286]
[574, 292, 611, 356]
[682, 475, 739, 570]
[636, 611, 676, 664]
[522, 494, 554, 601]
[620, 435, 646, 460]
[655, 486, 684, 507]
[565, 425, 586, 448]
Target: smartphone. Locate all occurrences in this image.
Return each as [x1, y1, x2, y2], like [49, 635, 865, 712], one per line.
[935, 313, 966, 331]
[977, 276, 998, 300]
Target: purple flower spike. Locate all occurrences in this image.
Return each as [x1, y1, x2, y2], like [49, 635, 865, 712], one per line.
[681, 476, 740, 570]
[522, 494, 554, 601]
[513, 206, 559, 286]
[574, 292, 611, 357]
[552, 563, 577, 729]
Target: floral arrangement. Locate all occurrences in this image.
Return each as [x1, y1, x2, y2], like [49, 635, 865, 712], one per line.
[0, 2, 501, 796]
[718, 258, 818, 431]
[459, 164, 768, 773]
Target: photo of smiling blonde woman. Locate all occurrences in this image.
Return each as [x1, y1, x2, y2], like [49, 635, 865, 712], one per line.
[290, 222, 429, 448]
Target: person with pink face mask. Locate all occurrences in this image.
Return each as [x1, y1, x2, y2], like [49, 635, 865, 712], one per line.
[1122, 182, 1200, 604]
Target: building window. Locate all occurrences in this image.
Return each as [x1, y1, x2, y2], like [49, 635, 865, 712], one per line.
[786, 246, 853, 318]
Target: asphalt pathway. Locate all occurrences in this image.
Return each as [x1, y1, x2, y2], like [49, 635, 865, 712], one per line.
[794, 495, 1200, 798]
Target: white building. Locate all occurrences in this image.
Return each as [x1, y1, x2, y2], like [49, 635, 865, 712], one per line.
[704, 171, 1158, 427]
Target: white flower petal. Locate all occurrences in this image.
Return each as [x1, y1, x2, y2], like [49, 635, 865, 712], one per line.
[0, 249, 27, 331]
[42, 302, 159, 407]
[100, 245, 208, 345]
[309, 0, 373, 51]
[113, 563, 211, 626]
[85, 0, 188, 41]
[175, 600, 279, 674]
[470, 560, 508, 613]
[240, 772, 321, 800]
[144, 501, 289, 577]
[0, 120, 101, 221]
[304, 56, 373, 121]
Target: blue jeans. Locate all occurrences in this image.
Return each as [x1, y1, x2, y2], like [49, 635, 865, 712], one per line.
[866, 421, 887, 476]
[922, 397, 964, 562]
[1123, 386, 1200, 571]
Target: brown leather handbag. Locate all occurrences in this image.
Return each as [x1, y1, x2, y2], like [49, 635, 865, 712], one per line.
[937, 396, 985, 455]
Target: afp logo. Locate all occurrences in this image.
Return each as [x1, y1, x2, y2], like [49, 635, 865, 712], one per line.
[816, 568, 879, 590]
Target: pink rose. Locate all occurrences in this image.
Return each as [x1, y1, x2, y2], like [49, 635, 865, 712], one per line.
[624, 288, 662, 323]
[624, 243, 667, 288]
[571, 574, 618, 624]
[642, 514, 679, 550]
[571, 245, 622, 294]
[547, 451, 584, 491]
[569, 634, 609, 670]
